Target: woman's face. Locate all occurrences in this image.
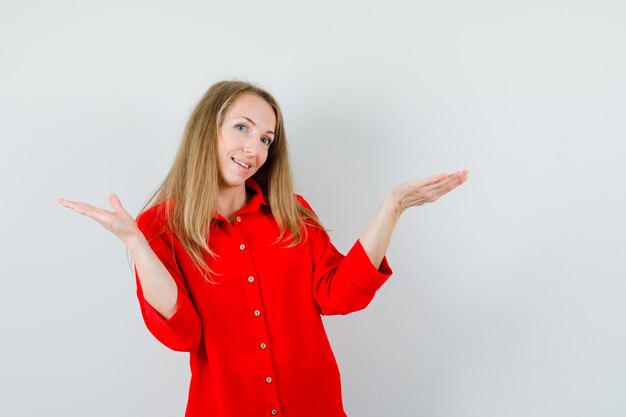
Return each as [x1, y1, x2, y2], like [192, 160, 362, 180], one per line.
[217, 93, 276, 191]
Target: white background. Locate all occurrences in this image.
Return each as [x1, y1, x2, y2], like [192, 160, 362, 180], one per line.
[1, 0, 625, 416]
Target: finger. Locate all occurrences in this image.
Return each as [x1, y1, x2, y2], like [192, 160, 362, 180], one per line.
[441, 175, 465, 192]
[59, 199, 114, 222]
[421, 172, 450, 187]
[83, 205, 117, 224]
[452, 170, 469, 186]
[58, 198, 90, 212]
[452, 168, 469, 176]
[60, 199, 100, 213]
[423, 176, 463, 202]
[58, 198, 75, 208]
[437, 174, 468, 196]
[453, 170, 469, 181]
[420, 174, 456, 194]
[439, 170, 467, 187]
[401, 171, 458, 195]
[401, 170, 468, 208]
[456, 170, 469, 184]
[417, 169, 468, 188]
[109, 193, 127, 214]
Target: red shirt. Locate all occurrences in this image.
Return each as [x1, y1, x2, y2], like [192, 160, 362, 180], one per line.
[134, 178, 392, 417]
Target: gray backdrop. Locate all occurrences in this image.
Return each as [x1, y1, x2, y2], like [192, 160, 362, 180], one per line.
[2, 0, 625, 416]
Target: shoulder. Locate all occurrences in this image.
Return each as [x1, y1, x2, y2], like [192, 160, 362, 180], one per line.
[136, 201, 171, 238]
[293, 193, 326, 235]
[294, 193, 315, 213]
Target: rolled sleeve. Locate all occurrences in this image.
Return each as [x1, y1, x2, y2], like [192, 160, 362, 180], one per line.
[297, 195, 393, 315]
[134, 208, 202, 352]
[345, 239, 392, 294]
[135, 269, 202, 352]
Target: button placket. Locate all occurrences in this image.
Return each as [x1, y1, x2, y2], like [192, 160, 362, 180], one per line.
[234, 228, 280, 413]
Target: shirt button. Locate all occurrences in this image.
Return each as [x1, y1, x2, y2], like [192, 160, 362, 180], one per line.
[253, 310, 261, 317]
[236, 216, 242, 222]
[239, 244, 246, 250]
[248, 276, 255, 283]
[260, 342, 267, 349]
[265, 376, 273, 383]
[271, 409, 278, 415]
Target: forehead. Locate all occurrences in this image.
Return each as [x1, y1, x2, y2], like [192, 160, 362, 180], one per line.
[226, 94, 276, 128]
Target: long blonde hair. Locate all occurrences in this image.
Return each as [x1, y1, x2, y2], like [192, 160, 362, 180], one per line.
[137, 80, 323, 281]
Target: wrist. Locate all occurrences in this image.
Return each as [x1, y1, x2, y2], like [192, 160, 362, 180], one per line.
[125, 232, 148, 253]
[381, 192, 403, 222]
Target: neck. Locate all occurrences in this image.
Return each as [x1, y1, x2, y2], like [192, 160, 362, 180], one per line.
[217, 184, 248, 221]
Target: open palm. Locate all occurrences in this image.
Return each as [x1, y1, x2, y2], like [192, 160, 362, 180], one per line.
[390, 169, 469, 214]
[57, 194, 140, 244]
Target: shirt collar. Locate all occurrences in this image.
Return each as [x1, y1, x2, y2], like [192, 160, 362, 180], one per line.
[241, 177, 270, 212]
[213, 178, 269, 222]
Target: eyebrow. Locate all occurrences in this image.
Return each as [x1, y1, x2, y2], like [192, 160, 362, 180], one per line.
[241, 116, 275, 135]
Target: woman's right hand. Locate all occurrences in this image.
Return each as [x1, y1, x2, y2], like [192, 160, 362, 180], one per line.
[58, 194, 143, 245]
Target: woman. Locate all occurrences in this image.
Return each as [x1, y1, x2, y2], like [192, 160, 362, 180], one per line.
[58, 80, 468, 417]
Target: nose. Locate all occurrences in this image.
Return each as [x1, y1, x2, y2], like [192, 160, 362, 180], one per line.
[242, 137, 260, 156]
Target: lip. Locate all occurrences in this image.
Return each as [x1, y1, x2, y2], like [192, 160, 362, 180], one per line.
[231, 156, 253, 170]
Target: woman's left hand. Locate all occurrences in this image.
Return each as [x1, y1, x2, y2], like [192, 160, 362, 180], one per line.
[388, 169, 469, 216]
[359, 169, 469, 268]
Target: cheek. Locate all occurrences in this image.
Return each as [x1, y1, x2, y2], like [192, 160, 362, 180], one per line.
[259, 148, 271, 166]
[216, 143, 225, 164]
[216, 133, 231, 157]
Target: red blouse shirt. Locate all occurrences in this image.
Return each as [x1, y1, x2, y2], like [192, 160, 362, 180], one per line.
[134, 178, 393, 417]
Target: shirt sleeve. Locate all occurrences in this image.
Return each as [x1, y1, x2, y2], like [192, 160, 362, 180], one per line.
[297, 195, 393, 315]
[134, 209, 202, 352]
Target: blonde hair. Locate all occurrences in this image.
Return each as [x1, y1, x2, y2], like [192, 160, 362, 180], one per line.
[137, 80, 323, 281]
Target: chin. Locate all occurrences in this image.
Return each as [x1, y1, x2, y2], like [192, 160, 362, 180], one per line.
[220, 174, 251, 189]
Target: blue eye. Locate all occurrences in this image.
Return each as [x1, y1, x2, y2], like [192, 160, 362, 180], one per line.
[235, 123, 272, 146]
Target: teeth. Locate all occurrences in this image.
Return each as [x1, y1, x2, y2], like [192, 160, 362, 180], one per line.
[232, 158, 251, 168]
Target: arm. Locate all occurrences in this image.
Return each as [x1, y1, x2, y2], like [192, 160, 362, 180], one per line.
[58, 194, 202, 351]
[132, 208, 203, 352]
[127, 233, 178, 320]
[359, 169, 469, 268]
[297, 196, 392, 315]
[58, 193, 179, 319]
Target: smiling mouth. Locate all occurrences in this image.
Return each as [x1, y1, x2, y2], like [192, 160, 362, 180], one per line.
[231, 157, 251, 169]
